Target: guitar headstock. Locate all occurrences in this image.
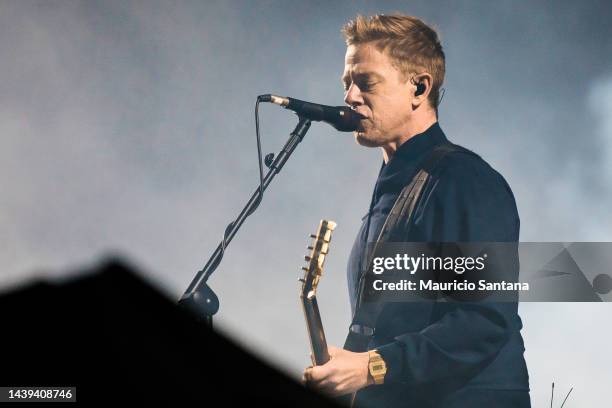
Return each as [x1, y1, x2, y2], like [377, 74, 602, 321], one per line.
[300, 220, 337, 299]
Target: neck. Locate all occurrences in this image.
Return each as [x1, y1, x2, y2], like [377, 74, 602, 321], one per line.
[381, 115, 437, 163]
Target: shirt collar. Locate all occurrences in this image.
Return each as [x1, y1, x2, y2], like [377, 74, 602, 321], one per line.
[374, 122, 448, 200]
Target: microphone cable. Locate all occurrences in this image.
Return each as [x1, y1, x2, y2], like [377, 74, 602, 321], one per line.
[205, 97, 265, 282]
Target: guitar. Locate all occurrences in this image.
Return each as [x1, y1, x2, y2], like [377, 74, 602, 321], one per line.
[300, 220, 354, 407]
[300, 219, 336, 366]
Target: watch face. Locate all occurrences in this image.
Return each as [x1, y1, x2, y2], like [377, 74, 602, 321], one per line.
[369, 352, 386, 384]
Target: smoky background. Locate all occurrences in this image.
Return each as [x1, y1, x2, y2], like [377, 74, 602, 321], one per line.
[1, 1, 611, 406]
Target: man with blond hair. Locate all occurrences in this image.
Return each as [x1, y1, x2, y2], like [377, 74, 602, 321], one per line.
[303, 14, 530, 407]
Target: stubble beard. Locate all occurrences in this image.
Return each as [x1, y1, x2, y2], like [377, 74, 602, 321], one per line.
[354, 122, 387, 148]
[354, 118, 378, 147]
[354, 131, 381, 147]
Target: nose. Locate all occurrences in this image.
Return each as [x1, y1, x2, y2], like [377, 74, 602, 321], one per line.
[344, 83, 363, 108]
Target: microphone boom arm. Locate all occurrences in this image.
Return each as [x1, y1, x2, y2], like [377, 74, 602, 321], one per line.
[178, 116, 313, 325]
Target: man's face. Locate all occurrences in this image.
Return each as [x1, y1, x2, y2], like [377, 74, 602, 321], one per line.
[342, 43, 414, 147]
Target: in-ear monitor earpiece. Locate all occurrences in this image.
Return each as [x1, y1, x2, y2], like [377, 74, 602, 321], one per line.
[415, 82, 426, 96]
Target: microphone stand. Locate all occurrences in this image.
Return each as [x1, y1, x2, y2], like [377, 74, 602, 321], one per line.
[178, 116, 312, 327]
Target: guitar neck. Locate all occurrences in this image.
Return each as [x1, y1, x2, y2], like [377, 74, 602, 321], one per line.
[301, 294, 329, 365]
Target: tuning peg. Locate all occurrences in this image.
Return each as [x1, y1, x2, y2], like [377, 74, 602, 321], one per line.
[298, 278, 305, 283]
[310, 234, 317, 239]
[304, 255, 311, 262]
[301, 266, 309, 272]
[307, 246, 314, 250]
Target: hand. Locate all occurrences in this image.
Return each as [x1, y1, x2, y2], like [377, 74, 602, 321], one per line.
[302, 346, 373, 397]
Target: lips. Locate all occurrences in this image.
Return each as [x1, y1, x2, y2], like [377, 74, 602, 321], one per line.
[346, 107, 369, 131]
[348, 106, 367, 118]
[355, 122, 367, 132]
[353, 111, 368, 119]
[356, 115, 369, 131]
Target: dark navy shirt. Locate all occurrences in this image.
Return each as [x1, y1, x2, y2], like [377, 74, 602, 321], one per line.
[347, 122, 530, 407]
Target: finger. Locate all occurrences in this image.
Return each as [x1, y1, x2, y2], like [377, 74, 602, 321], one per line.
[328, 386, 350, 397]
[318, 380, 346, 397]
[312, 378, 331, 390]
[303, 366, 313, 383]
[309, 365, 332, 382]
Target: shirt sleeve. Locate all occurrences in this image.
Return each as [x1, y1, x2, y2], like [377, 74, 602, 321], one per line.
[374, 152, 521, 391]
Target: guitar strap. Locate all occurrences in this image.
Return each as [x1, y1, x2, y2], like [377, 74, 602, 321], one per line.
[344, 143, 464, 353]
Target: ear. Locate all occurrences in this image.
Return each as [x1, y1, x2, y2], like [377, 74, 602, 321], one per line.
[411, 73, 433, 109]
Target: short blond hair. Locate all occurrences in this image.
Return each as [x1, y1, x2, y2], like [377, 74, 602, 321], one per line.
[342, 14, 445, 111]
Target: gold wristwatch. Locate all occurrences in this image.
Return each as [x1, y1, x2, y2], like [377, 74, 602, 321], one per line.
[368, 350, 387, 385]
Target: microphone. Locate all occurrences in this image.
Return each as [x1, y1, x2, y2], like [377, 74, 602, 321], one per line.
[258, 94, 361, 132]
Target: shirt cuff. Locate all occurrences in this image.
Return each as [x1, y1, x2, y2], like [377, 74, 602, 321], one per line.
[374, 341, 404, 382]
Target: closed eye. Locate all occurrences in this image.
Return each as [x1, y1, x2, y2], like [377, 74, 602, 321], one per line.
[342, 71, 383, 92]
[342, 80, 376, 92]
[359, 81, 376, 91]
